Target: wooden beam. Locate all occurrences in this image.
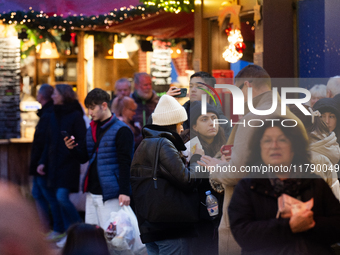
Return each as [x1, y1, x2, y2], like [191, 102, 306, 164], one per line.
[77, 31, 86, 108]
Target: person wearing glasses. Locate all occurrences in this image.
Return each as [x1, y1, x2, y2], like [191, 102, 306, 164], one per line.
[111, 96, 142, 150]
[198, 65, 306, 255]
[228, 121, 340, 255]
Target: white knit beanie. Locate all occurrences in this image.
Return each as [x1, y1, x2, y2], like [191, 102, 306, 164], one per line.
[152, 95, 187, 126]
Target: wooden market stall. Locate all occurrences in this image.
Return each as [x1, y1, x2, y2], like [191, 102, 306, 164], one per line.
[0, 1, 195, 190]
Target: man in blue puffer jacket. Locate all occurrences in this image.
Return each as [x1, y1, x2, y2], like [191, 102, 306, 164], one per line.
[64, 88, 134, 229]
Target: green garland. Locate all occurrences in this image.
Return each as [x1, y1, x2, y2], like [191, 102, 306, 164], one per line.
[1, 5, 161, 31]
[141, 0, 194, 13]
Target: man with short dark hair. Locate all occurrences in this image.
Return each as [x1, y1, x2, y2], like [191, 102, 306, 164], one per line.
[65, 88, 134, 230]
[131, 72, 159, 127]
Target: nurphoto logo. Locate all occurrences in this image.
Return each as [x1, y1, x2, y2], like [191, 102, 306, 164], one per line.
[199, 84, 311, 128]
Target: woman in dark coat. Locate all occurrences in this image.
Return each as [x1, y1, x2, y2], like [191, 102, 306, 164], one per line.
[228, 120, 340, 255]
[130, 95, 198, 255]
[38, 84, 87, 234]
[189, 100, 226, 255]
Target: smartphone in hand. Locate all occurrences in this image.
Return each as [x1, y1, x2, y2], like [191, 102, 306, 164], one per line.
[61, 131, 70, 139]
[173, 88, 187, 98]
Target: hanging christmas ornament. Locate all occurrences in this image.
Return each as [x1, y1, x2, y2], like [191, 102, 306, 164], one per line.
[222, 29, 244, 63]
[218, 1, 241, 30]
[224, 25, 232, 36]
[235, 41, 246, 53]
[218, 1, 245, 63]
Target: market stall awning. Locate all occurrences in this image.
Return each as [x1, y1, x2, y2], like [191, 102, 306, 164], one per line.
[93, 11, 194, 39]
[0, 0, 194, 38]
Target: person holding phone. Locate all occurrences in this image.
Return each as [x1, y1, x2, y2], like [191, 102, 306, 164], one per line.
[167, 86, 187, 98]
[64, 88, 134, 253]
[37, 84, 87, 247]
[189, 101, 226, 255]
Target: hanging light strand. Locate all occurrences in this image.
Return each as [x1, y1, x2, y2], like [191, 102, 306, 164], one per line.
[1, 5, 162, 31]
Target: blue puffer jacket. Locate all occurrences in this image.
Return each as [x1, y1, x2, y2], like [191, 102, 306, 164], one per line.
[84, 115, 132, 202]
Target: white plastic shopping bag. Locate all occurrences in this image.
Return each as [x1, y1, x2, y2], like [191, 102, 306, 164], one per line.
[104, 206, 146, 255]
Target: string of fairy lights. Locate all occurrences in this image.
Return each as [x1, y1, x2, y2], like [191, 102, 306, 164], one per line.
[0, 5, 161, 31]
[143, 0, 194, 13]
[0, 0, 194, 31]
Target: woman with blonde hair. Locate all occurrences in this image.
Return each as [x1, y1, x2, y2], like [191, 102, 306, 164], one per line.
[111, 96, 142, 149]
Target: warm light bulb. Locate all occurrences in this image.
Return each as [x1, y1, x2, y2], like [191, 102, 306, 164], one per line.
[45, 49, 52, 55]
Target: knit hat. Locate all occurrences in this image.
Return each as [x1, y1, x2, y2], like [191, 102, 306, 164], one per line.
[313, 97, 340, 121]
[333, 93, 340, 109]
[152, 95, 187, 126]
[190, 101, 220, 127]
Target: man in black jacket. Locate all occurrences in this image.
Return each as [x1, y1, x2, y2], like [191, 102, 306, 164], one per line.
[29, 84, 64, 240]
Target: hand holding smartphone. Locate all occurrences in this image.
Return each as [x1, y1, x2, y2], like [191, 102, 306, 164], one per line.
[173, 88, 187, 98]
[62, 131, 77, 149]
[61, 131, 70, 139]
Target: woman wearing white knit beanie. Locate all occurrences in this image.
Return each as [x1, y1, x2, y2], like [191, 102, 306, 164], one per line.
[152, 94, 188, 127]
[130, 95, 199, 255]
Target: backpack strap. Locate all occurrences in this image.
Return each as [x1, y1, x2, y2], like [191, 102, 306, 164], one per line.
[152, 138, 164, 190]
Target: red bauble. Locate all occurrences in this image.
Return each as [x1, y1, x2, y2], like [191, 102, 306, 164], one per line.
[224, 26, 232, 36]
[235, 42, 246, 53]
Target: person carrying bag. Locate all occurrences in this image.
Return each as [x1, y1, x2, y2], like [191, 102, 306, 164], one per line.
[130, 95, 199, 255]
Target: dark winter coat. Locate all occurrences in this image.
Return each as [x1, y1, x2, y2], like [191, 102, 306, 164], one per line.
[130, 125, 197, 243]
[40, 101, 86, 192]
[29, 100, 54, 176]
[228, 175, 340, 255]
[131, 91, 159, 127]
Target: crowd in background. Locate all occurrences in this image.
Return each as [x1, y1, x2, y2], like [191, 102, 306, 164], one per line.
[2, 68, 340, 255]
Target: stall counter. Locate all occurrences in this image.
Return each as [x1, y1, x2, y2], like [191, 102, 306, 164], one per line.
[0, 138, 32, 195]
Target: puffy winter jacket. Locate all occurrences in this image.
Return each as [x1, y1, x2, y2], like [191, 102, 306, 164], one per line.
[84, 115, 133, 201]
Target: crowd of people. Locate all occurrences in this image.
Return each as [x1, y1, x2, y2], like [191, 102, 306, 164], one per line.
[2, 68, 340, 255]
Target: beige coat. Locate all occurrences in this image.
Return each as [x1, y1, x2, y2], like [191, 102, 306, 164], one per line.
[310, 132, 340, 200]
[210, 91, 307, 255]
